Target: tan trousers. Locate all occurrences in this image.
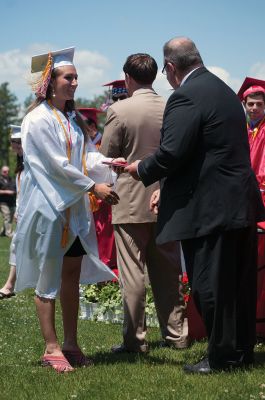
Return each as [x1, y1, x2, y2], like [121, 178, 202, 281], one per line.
[114, 223, 189, 350]
[0, 203, 14, 238]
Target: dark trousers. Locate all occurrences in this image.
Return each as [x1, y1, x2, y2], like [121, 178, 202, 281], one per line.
[182, 226, 257, 368]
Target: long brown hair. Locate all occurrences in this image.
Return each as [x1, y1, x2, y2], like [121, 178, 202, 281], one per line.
[27, 68, 89, 142]
[15, 155, 24, 174]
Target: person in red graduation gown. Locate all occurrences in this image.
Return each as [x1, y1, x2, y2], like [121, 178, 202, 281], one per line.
[78, 108, 117, 273]
[238, 77, 265, 339]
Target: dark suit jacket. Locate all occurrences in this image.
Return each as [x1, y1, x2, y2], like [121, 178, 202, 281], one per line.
[138, 67, 265, 244]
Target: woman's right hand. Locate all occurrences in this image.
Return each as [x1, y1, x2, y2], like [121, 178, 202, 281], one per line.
[92, 183, 120, 205]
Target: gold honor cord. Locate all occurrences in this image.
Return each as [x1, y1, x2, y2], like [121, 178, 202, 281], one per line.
[247, 116, 265, 191]
[48, 100, 98, 248]
[248, 116, 265, 140]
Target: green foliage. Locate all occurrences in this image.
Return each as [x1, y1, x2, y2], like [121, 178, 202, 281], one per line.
[0, 82, 21, 167]
[82, 282, 122, 316]
[75, 91, 109, 131]
[23, 94, 34, 115]
[145, 286, 156, 316]
[81, 283, 100, 303]
[82, 282, 156, 319]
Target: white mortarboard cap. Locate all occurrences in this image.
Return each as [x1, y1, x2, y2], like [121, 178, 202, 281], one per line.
[9, 125, 21, 139]
[31, 47, 75, 73]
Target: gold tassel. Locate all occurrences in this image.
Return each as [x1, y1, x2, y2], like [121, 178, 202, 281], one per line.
[61, 224, 69, 248]
[88, 192, 100, 212]
[61, 208, 70, 248]
[31, 52, 53, 93]
[43, 53, 53, 79]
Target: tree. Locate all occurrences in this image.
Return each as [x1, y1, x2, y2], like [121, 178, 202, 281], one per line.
[0, 82, 20, 167]
[23, 94, 34, 116]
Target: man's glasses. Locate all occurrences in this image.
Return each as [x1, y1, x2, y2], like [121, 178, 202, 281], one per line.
[162, 63, 168, 75]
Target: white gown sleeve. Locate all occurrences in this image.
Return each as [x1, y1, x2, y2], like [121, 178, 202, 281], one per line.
[86, 150, 117, 185]
[22, 113, 95, 212]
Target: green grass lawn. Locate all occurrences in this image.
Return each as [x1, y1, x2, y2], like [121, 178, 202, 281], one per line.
[1, 237, 265, 400]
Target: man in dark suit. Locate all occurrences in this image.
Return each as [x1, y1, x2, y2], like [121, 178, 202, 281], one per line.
[126, 37, 265, 373]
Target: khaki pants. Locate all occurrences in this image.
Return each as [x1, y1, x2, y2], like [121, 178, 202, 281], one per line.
[114, 223, 189, 350]
[0, 203, 14, 238]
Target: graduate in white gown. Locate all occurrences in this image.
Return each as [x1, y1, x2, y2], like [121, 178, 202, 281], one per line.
[0, 125, 23, 299]
[15, 47, 119, 373]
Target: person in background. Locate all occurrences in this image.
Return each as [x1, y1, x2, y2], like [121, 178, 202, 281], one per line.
[78, 107, 103, 148]
[14, 47, 119, 373]
[126, 37, 265, 373]
[100, 53, 189, 354]
[102, 80, 128, 105]
[78, 107, 117, 273]
[238, 77, 265, 340]
[0, 125, 23, 299]
[0, 165, 16, 238]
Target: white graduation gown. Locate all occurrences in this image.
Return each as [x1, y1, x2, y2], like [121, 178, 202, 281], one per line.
[14, 101, 115, 296]
[86, 140, 117, 185]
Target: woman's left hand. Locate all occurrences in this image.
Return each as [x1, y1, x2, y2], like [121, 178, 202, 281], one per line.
[92, 183, 120, 205]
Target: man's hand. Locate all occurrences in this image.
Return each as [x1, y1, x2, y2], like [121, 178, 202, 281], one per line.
[125, 160, 141, 180]
[150, 189, 160, 215]
[111, 158, 127, 174]
[92, 183, 120, 205]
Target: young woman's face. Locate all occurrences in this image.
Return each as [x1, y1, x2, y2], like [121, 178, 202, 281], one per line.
[10, 140, 23, 156]
[52, 65, 78, 101]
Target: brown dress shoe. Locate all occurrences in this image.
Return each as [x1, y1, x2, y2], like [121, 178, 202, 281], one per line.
[160, 337, 191, 349]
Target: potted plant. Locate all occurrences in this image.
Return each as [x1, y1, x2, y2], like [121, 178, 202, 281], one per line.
[79, 284, 100, 320]
[79, 282, 159, 326]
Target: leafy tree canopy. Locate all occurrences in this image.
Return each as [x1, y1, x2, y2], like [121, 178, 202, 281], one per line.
[0, 82, 20, 167]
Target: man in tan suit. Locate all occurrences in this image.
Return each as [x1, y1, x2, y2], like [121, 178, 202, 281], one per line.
[100, 53, 189, 353]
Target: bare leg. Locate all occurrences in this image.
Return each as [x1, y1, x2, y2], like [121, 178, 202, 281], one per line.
[60, 255, 82, 351]
[34, 295, 63, 356]
[0, 265, 16, 294]
[35, 295, 74, 372]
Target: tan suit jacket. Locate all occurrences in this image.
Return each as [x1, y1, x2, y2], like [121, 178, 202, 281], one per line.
[100, 88, 165, 224]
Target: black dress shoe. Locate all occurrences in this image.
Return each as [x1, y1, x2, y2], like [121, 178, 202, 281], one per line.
[111, 343, 149, 354]
[241, 351, 254, 366]
[183, 357, 213, 374]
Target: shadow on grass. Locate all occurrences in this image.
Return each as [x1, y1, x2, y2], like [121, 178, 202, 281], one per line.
[254, 351, 265, 366]
[91, 348, 183, 367]
[90, 338, 209, 367]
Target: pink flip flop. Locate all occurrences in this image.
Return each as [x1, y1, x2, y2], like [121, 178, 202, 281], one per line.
[41, 354, 74, 373]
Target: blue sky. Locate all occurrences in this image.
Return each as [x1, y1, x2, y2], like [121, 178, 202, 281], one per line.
[1, 0, 264, 105]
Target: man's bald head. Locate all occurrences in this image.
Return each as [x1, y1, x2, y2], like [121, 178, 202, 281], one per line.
[163, 37, 203, 73]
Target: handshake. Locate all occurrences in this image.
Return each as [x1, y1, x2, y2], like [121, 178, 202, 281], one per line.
[102, 158, 160, 215]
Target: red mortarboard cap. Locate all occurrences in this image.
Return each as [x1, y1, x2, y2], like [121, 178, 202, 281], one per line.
[102, 80, 127, 96]
[237, 77, 265, 101]
[78, 108, 103, 124]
